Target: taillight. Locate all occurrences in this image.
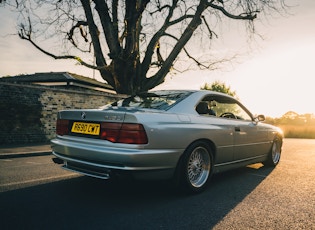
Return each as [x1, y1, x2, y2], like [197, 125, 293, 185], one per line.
[56, 119, 69, 135]
[100, 122, 148, 144]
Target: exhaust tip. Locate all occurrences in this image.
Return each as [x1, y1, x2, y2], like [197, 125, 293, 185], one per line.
[52, 157, 64, 164]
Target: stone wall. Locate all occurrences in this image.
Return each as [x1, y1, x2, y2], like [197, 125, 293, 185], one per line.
[0, 82, 123, 145]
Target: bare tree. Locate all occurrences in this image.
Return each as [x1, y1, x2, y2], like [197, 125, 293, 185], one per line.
[1, 0, 287, 94]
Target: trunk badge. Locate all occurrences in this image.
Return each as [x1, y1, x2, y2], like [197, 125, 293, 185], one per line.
[81, 112, 86, 120]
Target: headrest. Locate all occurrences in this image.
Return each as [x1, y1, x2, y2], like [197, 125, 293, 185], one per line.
[196, 101, 209, 114]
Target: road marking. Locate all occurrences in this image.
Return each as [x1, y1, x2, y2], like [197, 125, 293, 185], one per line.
[248, 173, 267, 178]
[26, 161, 42, 165]
[0, 173, 79, 189]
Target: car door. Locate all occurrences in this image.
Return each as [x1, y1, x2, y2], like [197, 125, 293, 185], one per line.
[233, 119, 270, 161]
[192, 113, 235, 164]
[208, 95, 270, 161]
[198, 95, 270, 164]
[218, 100, 269, 161]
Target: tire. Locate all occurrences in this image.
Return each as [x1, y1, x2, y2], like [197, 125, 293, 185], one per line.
[178, 141, 213, 193]
[264, 138, 282, 167]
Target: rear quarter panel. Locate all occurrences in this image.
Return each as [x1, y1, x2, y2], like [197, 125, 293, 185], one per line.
[128, 112, 234, 164]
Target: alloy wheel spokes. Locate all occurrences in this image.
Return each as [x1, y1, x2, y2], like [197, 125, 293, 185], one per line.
[187, 147, 211, 188]
[272, 142, 281, 164]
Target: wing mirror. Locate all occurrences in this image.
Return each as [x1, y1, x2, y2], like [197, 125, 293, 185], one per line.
[255, 114, 265, 122]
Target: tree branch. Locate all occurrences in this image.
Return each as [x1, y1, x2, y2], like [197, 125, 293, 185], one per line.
[201, 15, 218, 39]
[141, 0, 179, 77]
[207, 1, 258, 20]
[143, 1, 208, 90]
[80, 0, 114, 85]
[19, 25, 98, 70]
[112, 0, 119, 45]
[67, 20, 90, 51]
[93, 0, 121, 59]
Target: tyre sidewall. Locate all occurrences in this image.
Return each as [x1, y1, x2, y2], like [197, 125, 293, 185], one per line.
[180, 141, 213, 193]
[265, 138, 282, 167]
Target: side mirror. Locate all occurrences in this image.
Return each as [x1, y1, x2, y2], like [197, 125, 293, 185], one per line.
[255, 114, 265, 122]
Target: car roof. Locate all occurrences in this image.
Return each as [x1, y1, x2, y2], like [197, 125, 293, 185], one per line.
[149, 90, 237, 114]
[150, 89, 234, 98]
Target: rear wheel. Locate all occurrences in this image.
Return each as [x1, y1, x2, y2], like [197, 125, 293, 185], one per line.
[264, 138, 282, 167]
[178, 141, 213, 193]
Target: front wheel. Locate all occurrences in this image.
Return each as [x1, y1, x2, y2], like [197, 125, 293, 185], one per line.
[264, 138, 282, 167]
[178, 141, 213, 193]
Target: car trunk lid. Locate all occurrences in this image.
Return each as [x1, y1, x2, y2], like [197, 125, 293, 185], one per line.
[56, 109, 148, 144]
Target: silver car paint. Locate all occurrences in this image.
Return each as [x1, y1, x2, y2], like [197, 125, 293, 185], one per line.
[51, 90, 282, 180]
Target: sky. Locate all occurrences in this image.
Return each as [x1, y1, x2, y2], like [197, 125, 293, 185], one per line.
[1, 0, 315, 118]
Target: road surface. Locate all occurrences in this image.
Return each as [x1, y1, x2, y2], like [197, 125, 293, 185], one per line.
[0, 138, 314, 229]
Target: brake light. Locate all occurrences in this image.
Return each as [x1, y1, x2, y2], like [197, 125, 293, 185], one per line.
[100, 122, 148, 144]
[56, 119, 69, 135]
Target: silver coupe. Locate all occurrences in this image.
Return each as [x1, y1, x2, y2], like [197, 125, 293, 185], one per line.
[51, 90, 283, 193]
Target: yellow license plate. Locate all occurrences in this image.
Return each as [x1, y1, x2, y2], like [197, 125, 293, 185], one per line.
[71, 122, 100, 135]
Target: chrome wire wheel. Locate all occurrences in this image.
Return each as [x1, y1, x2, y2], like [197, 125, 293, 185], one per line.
[271, 140, 281, 164]
[264, 138, 282, 167]
[187, 146, 211, 188]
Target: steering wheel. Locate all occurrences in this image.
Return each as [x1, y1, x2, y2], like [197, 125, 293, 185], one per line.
[220, 112, 237, 119]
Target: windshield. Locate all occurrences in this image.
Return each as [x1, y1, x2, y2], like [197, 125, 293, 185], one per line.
[106, 91, 192, 111]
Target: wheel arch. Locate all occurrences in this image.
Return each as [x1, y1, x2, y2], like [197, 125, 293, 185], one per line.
[273, 133, 284, 148]
[197, 138, 217, 162]
[172, 138, 217, 193]
[177, 138, 217, 167]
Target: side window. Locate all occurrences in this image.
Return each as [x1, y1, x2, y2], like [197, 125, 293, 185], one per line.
[214, 101, 252, 121]
[231, 103, 252, 121]
[195, 101, 217, 116]
[199, 95, 253, 121]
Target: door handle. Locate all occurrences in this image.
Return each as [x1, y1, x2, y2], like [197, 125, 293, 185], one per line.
[235, 127, 241, 132]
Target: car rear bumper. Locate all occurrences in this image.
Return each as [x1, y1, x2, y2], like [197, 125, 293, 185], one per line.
[51, 137, 183, 180]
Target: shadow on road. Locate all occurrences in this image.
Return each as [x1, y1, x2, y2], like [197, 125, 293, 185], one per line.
[0, 165, 274, 230]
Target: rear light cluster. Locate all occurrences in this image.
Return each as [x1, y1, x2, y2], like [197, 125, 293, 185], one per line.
[56, 119, 148, 144]
[56, 119, 70, 136]
[100, 122, 148, 144]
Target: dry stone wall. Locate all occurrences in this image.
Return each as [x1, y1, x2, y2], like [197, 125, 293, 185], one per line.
[0, 82, 123, 145]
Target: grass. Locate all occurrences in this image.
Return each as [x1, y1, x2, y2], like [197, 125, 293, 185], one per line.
[278, 125, 315, 139]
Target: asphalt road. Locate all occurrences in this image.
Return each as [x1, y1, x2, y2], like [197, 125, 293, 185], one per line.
[0, 138, 314, 229]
